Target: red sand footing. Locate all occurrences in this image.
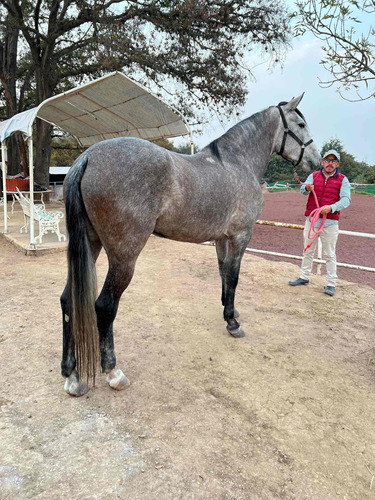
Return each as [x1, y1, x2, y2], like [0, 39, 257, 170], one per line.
[250, 191, 375, 288]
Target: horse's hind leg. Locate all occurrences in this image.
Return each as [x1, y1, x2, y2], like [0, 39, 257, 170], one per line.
[60, 284, 92, 396]
[60, 285, 88, 396]
[95, 259, 137, 391]
[215, 238, 240, 319]
[61, 234, 102, 397]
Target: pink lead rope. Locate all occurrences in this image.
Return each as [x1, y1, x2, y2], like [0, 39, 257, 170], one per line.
[294, 172, 327, 252]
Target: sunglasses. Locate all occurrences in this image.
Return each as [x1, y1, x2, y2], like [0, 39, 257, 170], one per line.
[322, 159, 339, 165]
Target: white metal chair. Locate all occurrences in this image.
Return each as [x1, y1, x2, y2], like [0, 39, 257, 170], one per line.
[14, 187, 66, 243]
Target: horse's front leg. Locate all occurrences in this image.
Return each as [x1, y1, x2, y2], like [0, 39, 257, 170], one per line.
[215, 238, 240, 319]
[222, 232, 250, 338]
[60, 285, 89, 396]
[215, 238, 229, 307]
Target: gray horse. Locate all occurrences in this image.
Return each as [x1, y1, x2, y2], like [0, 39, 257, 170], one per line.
[61, 94, 321, 396]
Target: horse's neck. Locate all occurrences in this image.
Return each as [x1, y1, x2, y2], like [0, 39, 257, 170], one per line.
[213, 107, 279, 179]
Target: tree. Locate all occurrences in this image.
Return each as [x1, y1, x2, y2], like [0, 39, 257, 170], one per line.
[50, 137, 199, 165]
[172, 142, 199, 155]
[263, 155, 294, 183]
[153, 139, 199, 155]
[263, 154, 312, 184]
[321, 138, 375, 183]
[294, 0, 375, 101]
[50, 135, 84, 166]
[264, 138, 375, 185]
[0, 0, 291, 186]
[0, 5, 28, 175]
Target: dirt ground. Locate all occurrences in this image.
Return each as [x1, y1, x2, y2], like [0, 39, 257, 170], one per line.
[1, 232, 375, 500]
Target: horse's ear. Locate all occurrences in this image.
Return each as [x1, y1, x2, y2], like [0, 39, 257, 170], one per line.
[283, 93, 304, 112]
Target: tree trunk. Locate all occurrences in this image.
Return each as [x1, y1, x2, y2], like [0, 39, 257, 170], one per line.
[0, 8, 28, 174]
[17, 133, 29, 177]
[6, 136, 20, 175]
[35, 120, 53, 188]
[33, 60, 56, 190]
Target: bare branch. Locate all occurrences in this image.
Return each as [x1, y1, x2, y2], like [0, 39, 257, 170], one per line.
[295, 0, 375, 100]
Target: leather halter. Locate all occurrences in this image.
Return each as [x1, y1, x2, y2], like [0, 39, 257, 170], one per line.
[276, 104, 313, 167]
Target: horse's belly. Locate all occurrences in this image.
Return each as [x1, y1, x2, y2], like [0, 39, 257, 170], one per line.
[154, 214, 227, 244]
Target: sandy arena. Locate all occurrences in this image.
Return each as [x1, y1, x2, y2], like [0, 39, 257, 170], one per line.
[1, 188, 375, 499]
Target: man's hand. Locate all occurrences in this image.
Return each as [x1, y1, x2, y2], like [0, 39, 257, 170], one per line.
[305, 184, 314, 192]
[320, 205, 332, 215]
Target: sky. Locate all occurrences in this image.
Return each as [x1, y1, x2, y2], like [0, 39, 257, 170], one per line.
[187, 34, 375, 165]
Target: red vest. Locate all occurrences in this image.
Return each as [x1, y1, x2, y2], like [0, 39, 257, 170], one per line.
[305, 169, 345, 221]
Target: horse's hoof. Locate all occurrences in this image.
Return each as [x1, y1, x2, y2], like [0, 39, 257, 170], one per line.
[234, 308, 240, 319]
[64, 371, 89, 397]
[106, 367, 130, 391]
[226, 324, 245, 338]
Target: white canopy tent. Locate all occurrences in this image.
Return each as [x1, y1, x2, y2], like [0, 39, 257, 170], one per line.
[0, 71, 192, 248]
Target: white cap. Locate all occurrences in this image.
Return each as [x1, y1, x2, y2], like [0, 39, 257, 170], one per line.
[323, 149, 340, 161]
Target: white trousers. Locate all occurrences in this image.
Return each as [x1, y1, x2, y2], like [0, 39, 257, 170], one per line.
[300, 220, 339, 286]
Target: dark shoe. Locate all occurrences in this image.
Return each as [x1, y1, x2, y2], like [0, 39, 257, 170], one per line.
[324, 286, 335, 296]
[289, 278, 309, 286]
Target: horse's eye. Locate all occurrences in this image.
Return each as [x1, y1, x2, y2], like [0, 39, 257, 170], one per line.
[298, 123, 305, 128]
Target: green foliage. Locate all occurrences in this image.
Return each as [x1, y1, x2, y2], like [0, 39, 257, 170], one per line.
[51, 137, 199, 165]
[263, 154, 308, 184]
[50, 136, 84, 166]
[172, 142, 200, 155]
[152, 138, 176, 151]
[152, 138, 198, 154]
[264, 138, 375, 185]
[321, 138, 375, 183]
[263, 155, 294, 183]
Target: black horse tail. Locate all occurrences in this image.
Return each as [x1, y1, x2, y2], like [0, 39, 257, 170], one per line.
[65, 154, 99, 384]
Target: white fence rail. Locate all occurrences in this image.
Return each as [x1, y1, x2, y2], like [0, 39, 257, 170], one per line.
[204, 221, 375, 274]
[247, 220, 375, 273]
[262, 182, 293, 191]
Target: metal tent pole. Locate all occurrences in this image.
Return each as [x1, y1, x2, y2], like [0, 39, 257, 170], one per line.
[1, 142, 8, 233]
[28, 137, 35, 248]
[190, 131, 194, 155]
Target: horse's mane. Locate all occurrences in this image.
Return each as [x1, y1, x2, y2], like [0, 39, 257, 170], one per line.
[208, 140, 222, 162]
[206, 109, 265, 161]
[206, 103, 306, 159]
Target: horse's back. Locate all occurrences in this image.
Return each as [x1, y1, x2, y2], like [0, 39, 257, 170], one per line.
[74, 136, 264, 248]
[77, 138, 174, 253]
[82, 137, 171, 191]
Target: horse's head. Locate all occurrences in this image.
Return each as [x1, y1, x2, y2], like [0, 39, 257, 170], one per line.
[274, 94, 321, 173]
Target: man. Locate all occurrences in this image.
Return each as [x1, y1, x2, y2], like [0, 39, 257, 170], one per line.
[289, 149, 351, 296]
